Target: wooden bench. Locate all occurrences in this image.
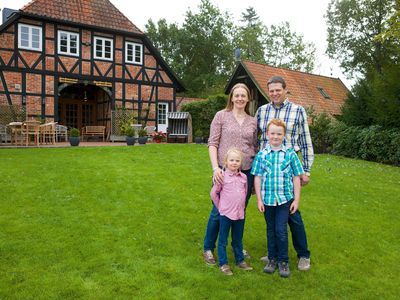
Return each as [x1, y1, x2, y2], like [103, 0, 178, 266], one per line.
[82, 126, 106, 142]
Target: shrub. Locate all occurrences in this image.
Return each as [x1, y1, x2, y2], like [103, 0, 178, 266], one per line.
[69, 128, 80, 137]
[181, 94, 226, 141]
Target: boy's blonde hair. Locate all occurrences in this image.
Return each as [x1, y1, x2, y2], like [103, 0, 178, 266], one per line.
[266, 118, 287, 134]
[224, 147, 243, 167]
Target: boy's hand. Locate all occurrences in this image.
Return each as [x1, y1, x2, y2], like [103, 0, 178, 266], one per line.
[257, 199, 265, 213]
[290, 200, 299, 214]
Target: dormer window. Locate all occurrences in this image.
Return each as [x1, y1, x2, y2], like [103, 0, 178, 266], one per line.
[94, 36, 113, 61]
[18, 23, 42, 51]
[317, 87, 330, 99]
[125, 42, 143, 65]
[58, 30, 79, 56]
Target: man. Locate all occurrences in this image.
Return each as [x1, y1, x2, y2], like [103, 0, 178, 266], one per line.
[256, 75, 313, 271]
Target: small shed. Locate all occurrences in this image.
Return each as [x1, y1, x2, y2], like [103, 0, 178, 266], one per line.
[167, 112, 192, 143]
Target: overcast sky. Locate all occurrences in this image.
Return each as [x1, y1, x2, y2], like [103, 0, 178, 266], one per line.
[0, 0, 353, 88]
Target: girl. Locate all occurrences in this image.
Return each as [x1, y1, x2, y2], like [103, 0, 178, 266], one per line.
[210, 147, 253, 275]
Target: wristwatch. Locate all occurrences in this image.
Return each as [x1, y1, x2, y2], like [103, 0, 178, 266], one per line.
[304, 172, 311, 177]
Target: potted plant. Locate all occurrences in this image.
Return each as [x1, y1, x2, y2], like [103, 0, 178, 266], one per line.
[194, 129, 203, 144]
[120, 122, 136, 146]
[151, 131, 166, 143]
[137, 128, 148, 145]
[69, 128, 80, 146]
[125, 127, 136, 146]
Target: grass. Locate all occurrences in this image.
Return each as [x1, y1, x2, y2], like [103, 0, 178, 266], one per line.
[0, 144, 399, 299]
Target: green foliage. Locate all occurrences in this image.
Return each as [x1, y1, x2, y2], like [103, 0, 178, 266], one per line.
[120, 122, 135, 137]
[263, 22, 316, 72]
[146, 1, 316, 96]
[0, 146, 399, 298]
[138, 128, 147, 137]
[181, 94, 226, 140]
[326, 0, 397, 76]
[69, 128, 80, 137]
[308, 110, 334, 153]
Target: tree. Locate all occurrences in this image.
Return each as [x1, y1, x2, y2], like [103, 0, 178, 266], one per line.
[233, 7, 266, 63]
[326, 0, 397, 76]
[263, 22, 316, 72]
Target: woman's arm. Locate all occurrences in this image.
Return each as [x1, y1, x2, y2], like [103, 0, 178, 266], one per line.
[209, 145, 224, 184]
[254, 176, 264, 213]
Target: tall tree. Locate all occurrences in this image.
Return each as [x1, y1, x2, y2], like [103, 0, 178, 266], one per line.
[233, 7, 266, 63]
[326, 0, 397, 76]
[263, 22, 316, 72]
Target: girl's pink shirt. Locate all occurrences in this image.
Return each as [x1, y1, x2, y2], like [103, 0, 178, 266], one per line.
[208, 110, 258, 170]
[210, 170, 247, 220]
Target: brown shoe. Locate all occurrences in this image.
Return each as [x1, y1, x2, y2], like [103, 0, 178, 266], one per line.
[220, 264, 233, 275]
[203, 250, 216, 265]
[237, 261, 253, 271]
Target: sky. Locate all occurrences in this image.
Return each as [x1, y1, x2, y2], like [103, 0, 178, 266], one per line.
[0, 0, 353, 88]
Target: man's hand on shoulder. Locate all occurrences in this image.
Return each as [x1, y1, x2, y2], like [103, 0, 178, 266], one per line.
[301, 173, 310, 186]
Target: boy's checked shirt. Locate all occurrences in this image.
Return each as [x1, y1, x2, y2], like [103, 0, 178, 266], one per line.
[256, 99, 314, 173]
[251, 144, 304, 206]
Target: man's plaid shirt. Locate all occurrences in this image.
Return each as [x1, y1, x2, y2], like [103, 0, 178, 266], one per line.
[256, 99, 314, 172]
[251, 144, 304, 206]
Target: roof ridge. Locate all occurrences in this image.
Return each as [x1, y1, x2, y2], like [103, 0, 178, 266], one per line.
[242, 59, 342, 81]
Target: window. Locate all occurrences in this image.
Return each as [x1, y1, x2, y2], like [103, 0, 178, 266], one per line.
[94, 37, 113, 60]
[317, 87, 331, 99]
[18, 23, 42, 51]
[58, 30, 79, 56]
[125, 42, 143, 64]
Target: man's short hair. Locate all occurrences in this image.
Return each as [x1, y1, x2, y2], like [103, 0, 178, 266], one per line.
[267, 76, 286, 89]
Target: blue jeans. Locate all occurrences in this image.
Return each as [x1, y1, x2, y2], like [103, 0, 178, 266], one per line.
[264, 201, 291, 263]
[288, 210, 310, 258]
[203, 168, 253, 251]
[218, 216, 245, 266]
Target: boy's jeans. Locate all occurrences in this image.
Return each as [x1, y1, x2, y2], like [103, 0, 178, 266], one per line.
[288, 210, 310, 258]
[264, 201, 291, 263]
[203, 169, 253, 252]
[217, 215, 245, 266]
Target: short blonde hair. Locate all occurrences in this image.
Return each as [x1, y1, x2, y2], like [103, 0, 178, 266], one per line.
[266, 118, 287, 134]
[224, 147, 243, 167]
[225, 83, 251, 114]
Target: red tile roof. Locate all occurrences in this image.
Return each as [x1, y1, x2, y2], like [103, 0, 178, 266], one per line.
[241, 60, 350, 115]
[20, 0, 143, 34]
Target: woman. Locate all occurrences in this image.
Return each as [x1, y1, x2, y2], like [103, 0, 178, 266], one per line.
[203, 83, 258, 265]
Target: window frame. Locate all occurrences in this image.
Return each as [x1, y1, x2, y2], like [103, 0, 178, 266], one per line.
[93, 36, 114, 61]
[18, 23, 42, 51]
[125, 41, 143, 65]
[57, 30, 80, 56]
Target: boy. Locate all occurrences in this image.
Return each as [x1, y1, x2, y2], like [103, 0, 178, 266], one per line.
[251, 119, 304, 278]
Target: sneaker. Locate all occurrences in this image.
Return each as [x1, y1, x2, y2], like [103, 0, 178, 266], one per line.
[278, 262, 290, 278]
[242, 249, 251, 259]
[263, 258, 277, 274]
[237, 261, 253, 271]
[298, 257, 311, 271]
[220, 264, 233, 275]
[260, 256, 269, 263]
[203, 250, 216, 265]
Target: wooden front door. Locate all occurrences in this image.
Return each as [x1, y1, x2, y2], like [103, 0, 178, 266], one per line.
[58, 99, 96, 129]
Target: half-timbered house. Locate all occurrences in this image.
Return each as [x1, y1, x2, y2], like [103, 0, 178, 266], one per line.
[0, 0, 184, 137]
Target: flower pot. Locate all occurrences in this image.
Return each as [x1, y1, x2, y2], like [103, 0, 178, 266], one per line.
[69, 136, 80, 146]
[138, 137, 147, 145]
[195, 136, 203, 144]
[126, 136, 136, 146]
[154, 139, 161, 143]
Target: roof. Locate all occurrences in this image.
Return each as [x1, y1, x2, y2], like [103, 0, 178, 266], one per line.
[227, 60, 350, 115]
[176, 97, 207, 111]
[20, 0, 143, 34]
[167, 112, 191, 119]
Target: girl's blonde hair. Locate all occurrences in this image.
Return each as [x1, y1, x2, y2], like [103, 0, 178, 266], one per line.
[224, 147, 243, 167]
[225, 83, 251, 114]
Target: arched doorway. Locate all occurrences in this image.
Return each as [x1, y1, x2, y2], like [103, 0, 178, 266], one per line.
[58, 83, 111, 130]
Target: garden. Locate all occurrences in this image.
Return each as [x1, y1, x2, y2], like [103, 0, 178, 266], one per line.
[0, 145, 399, 299]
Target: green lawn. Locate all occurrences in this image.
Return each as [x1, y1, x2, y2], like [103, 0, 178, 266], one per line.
[0, 145, 399, 299]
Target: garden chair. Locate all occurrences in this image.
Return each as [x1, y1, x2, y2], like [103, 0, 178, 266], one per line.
[0, 124, 10, 143]
[144, 126, 156, 141]
[55, 124, 68, 142]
